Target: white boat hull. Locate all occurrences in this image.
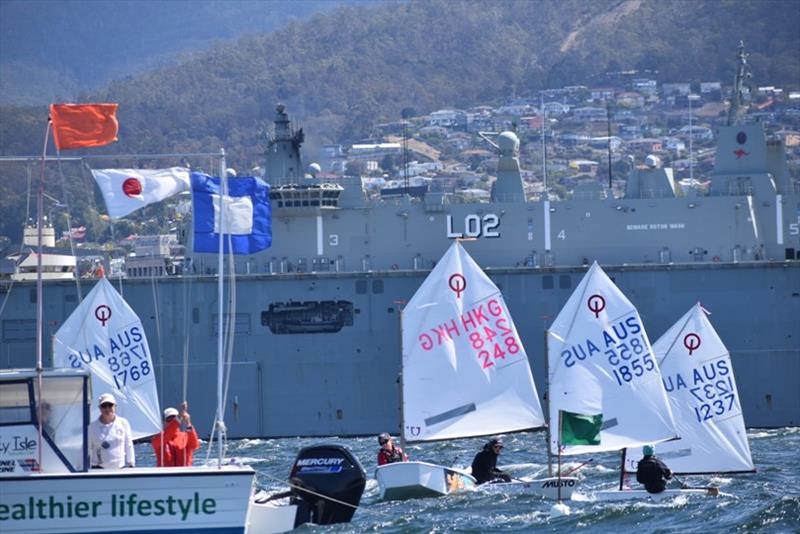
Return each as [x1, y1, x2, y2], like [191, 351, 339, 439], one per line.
[593, 488, 723, 501]
[375, 461, 476, 500]
[477, 476, 579, 500]
[247, 500, 298, 534]
[0, 465, 266, 533]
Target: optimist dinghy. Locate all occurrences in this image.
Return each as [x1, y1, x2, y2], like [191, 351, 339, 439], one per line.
[376, 241, 576, 500]
[596, 303, 754, 501]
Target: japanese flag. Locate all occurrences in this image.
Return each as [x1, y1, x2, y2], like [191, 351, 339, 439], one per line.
[91, 167, 190, 219]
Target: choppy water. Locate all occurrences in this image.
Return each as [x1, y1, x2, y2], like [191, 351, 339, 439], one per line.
[135, 427, 800, 533]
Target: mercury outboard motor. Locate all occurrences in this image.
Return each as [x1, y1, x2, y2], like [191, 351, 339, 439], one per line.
[289, 444, 366, 526]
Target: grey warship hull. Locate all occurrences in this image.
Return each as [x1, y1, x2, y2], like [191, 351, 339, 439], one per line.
[0, 261, 797, 438]
[1, 47, 798, 437]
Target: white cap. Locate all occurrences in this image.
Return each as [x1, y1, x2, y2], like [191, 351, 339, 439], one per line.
[98, 393, 116, 406]
[163, 407, 179, 419]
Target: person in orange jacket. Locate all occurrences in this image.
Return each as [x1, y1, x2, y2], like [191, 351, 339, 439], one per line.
[151, 401, 199, 467]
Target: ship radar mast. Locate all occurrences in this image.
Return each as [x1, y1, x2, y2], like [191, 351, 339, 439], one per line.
[727, 41, 751, 126]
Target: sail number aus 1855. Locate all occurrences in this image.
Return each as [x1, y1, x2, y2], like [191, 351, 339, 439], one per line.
[446, 214, 500, 239]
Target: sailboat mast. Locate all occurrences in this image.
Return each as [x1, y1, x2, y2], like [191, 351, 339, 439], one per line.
[618, 448, 627, 490]
[216, 149, 227, 467]
[544, 328, 553, 477]
[398, 304, 406, 451]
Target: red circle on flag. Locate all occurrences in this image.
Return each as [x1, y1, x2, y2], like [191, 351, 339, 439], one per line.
[122, 178, 142, 197]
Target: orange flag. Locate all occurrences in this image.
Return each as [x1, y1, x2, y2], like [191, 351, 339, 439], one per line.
[50, 103, 119, 150]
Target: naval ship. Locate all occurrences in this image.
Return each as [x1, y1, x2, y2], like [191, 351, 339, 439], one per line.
[1, 46, 798, 437]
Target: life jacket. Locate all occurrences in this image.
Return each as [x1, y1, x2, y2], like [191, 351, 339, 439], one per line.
[377, 446, 405, 466]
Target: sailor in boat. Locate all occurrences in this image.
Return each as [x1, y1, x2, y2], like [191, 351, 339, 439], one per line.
[636, 444, 673, 493]
[89, 393, 135, 469]
[151, 401, 200, 467]
[377, 432, 408, 465]
[470, 437, 512, 484]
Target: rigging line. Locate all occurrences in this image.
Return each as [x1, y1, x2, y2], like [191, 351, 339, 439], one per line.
[221, 234, 237, 432]
[54, 146, 83, 301]
[255, 472, 384, 516]
[181, 270, 193, 404]
[150, 270, 165, 418]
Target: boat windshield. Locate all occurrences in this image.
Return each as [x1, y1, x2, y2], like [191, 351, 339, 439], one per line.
[0, 372, 89, 474]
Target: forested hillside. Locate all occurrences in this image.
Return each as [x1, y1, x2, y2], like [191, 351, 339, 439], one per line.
[0, 0, 798, 244]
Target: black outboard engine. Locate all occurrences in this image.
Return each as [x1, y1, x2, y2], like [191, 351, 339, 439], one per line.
[289, 444, 366, 526]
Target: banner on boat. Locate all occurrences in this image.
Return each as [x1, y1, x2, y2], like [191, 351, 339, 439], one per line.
[547, 262, 677, 456]
[623, 303, 754, 474]
[90, 167, 190, 219]
[402, 241, 544, 442]
[53, 278, 161, 439]
[191, 172, 272, 254]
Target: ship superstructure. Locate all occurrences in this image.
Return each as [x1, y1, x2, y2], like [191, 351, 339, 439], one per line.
[1, 46, 797, 437]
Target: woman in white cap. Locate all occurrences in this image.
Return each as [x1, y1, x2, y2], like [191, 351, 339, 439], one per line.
[88, 393, 135, 469]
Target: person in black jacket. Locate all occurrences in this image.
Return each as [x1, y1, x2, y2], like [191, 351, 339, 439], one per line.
[636, 444, 673, 493]
[471, 437, 511, 484]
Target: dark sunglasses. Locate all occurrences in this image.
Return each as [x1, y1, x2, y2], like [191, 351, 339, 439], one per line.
[100, 403, 115, 409]
[493, 444, 504, 449]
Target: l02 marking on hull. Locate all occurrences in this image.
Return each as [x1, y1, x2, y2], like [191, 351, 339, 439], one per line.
[446, 214, 500, 238]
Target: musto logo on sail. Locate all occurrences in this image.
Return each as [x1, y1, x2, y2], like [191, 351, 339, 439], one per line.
[0, 492, 216, 522]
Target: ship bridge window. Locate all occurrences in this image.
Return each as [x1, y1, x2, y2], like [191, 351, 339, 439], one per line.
[261, 300, 354, 335]
[542, 276, 554, 290]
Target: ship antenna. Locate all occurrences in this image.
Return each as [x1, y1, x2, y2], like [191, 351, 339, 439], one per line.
[606, 100, 613, 191]
[727, 41, 751, 126]
[540, 93, 548, 197]
[401, 110, 410, 195]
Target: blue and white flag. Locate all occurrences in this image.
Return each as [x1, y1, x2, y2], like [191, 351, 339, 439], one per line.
[192, 172, 272, 254]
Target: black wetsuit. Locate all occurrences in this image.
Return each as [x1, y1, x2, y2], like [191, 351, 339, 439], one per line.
[636, 455, 672, 493]
[471, 448, 511, 484]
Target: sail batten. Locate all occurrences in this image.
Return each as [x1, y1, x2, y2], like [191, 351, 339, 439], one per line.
[547, 262, 677, 456]
[402, 241, 545, 442]
[623, 303, 754, 474]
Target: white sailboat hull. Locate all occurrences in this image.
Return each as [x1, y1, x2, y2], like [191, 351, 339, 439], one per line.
[0, 465, 288, 534]
[477, 476, 579, 499]
[375, 461, 476, 500]
[592, 488, 723, 502]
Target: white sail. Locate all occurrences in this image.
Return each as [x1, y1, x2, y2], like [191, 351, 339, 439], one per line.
[547, 262, 676, 456]
[402, 241, 544, 442]
[624, 303, 754, 474]
[53, 278, 161, 439]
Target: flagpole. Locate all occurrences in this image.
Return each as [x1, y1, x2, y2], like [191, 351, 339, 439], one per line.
[35, 119, 53, 472]
[216, 148, 226, 468]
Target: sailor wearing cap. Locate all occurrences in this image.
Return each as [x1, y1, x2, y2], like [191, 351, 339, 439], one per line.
[377, 432, 408, 466]
[88, 393, 135, 469]
[471, 437, 511, 484]
[151, 401, 200, 467]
